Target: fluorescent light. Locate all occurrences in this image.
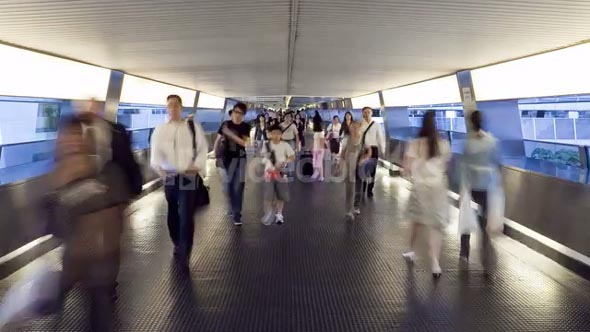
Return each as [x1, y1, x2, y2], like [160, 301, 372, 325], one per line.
[120, 75, 196, 107]
[351, 93, 381, 109]
[382, 75, 461, 107]
[472, 43, 590, 101]
[0, 44, 110, 100]
[197, 92, 225, 109]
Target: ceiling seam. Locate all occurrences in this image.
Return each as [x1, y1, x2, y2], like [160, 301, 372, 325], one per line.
[287, 0, 300, 95]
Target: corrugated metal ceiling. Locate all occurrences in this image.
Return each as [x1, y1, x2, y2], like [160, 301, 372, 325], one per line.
[0, 0, 589, 98]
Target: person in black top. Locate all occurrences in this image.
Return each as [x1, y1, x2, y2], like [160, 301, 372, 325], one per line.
[215, 102, 251, 225]
[295, 112, 306, 150]
[254, 114, 268, 150]
[340, 111, 354, 137]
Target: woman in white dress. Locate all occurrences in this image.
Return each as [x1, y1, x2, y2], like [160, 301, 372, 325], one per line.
[402, 111, 451, 278]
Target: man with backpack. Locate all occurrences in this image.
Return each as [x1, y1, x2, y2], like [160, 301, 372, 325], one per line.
[150, 95, 209, 268]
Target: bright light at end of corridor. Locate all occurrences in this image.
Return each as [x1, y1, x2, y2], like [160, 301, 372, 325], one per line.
[0, 44, 110, 101]
[471, 43, 590, 101]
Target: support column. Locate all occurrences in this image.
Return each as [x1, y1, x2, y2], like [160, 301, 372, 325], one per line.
[103, 70, 124, 123]
[192, 91, 200, 114]
[457, 70, 524, 156]
[456, 70, 477, 133]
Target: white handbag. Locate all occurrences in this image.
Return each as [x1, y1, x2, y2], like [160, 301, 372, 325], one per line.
[458, 188, 479, 235]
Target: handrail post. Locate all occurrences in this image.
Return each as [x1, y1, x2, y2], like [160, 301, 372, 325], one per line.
[580, 146, 589, 169]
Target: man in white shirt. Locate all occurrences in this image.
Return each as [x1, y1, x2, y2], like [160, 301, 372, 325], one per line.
[150, 94, 208, 267]
[359, 106, 386, 198]
[280, 111, 300, 150]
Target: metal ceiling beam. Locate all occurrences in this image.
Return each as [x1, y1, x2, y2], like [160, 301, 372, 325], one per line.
[286, 0, 300, 95]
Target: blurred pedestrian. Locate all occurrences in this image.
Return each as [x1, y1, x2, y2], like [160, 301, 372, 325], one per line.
[74, 99, 142, 299]
[402, 111, 451, 278]
[459, 110, 502, 270]
[51, 117, 131, 332]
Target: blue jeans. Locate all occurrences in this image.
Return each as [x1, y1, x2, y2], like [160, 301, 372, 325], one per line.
[224, 158, 247, 222]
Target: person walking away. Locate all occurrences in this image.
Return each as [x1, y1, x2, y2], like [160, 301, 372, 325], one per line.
[359, 107, 386, 198]
[311, 113, 326, 182]
[74, 99, 142, 300]
[295, 112, 306, 150]
[254, 114, 268, 153]
[460, 110, 501, 270]
[401, 111, 451, 278]
[326, 115, 342, 160]
[215, 102, 251, 226]
[150, 95, 208, 267]
[261, 124, 296, 225]
[338, 122, 371, 220]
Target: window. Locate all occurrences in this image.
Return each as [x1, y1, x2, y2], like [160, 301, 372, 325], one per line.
[35, 103, 61, 133]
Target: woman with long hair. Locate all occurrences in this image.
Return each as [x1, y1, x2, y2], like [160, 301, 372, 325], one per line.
[340, 111, 354, 138]
[402, 111, 451, 278]
[295, 112, 306, 150]
[254, 114, 268, 151]
[312, 112, 326, 181]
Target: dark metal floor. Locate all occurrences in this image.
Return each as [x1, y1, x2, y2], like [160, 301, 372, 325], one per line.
[2, 165, 590, 332]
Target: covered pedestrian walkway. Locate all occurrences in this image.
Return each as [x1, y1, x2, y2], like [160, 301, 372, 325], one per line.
[2, 165, 589, 332]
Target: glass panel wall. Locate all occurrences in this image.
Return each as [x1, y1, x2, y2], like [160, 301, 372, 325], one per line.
[196, 108, 223, 132]
[519, 95, 590, 145]
[0, 96, 74, 184]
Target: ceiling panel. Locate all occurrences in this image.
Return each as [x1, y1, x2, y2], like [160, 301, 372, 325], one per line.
[0, 0, 589, 99]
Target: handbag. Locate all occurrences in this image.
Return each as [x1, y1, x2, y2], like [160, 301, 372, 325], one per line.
[188, 120, 210, 209]
[458, 188, 479, 235]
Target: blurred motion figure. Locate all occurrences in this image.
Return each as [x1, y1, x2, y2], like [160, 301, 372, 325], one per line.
[402, 111, 451, 278]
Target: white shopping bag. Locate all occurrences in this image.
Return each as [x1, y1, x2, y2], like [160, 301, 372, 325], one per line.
[487, 184, 505, 236]
[458, 189, 479, 235]
[0, 262, 60, 330]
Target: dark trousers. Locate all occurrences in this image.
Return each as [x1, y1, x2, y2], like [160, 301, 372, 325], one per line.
[225, 158, 247, 222]
[360, 146, 379, 196]
[460, 190, 496, 268]
[57, 206, 122, 332]
[164, 175, 197, 257]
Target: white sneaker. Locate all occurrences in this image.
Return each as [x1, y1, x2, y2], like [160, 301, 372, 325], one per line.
[345, 212, 355, 220]
[262, 211, 274, 226]
[432, 259, 442, 278]
[275, 213, 285, 225]
[353, 208, 361, 215]
[318, 177, 325, 182]
[402, 251, 416, 264]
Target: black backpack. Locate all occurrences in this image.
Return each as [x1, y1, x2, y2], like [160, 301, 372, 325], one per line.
[109, 122, 143, 197]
